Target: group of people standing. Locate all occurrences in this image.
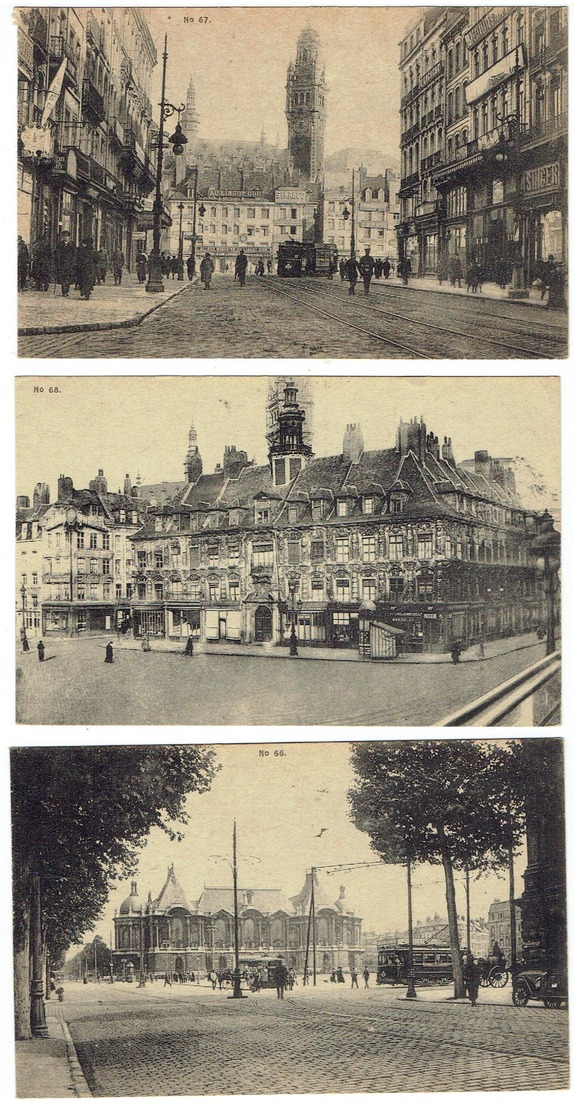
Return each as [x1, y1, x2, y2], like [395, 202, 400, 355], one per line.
[18, 233, 125, 298]
[340, 248, 386, 295]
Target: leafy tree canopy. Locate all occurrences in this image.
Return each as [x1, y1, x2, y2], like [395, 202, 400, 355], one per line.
[348, 740, 526, 873]
[11, 745, 218, 955]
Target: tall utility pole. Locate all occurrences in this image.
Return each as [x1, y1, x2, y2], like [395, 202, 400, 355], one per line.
[147, 36, 169, 292]
[465, 865, 471, 955]
[406, 855, 416, 999]
[350, 168, 356, 258]
[231, 820, 244, 999]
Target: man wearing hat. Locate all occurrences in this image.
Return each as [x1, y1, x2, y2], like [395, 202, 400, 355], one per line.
[54, 229, 76, 297]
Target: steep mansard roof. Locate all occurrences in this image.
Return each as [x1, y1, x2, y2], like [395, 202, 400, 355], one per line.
[197, 887, 293, 917]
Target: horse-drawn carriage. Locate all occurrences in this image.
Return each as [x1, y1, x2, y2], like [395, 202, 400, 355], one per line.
[477, 957, 509, 989]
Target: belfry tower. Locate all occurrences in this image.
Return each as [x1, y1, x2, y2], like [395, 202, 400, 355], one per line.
[285, 27, 326, 182]
[184, 422, 203, 485]
[181, 74, 200, 161]
[268, 382, 314, 487]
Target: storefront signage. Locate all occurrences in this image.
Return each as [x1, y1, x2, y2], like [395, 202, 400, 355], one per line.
[465, 44, 525, 105]
[20, 125, 53, 158]
[206, 189, 263, 200]
[523, 162, 561, 195]
[465, 7, 512, 49]
[275, 188, 307, 202]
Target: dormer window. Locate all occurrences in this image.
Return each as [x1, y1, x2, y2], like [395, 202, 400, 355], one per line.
[363, 496, 374, 515]
[390, 496, 404, 513]
[229, 509, 240, 527]
[119, 509, 126, 523]
[311, 498, 326, 520]
[288, 505, 298, 524]
[256, 507, 270, 524]
[337, 498, 348, 517]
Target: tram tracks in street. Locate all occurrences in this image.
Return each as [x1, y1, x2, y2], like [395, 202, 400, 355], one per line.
[261, 276, 564, 359]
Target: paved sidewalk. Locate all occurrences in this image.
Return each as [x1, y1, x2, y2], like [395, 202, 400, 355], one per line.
[93, 628, 546, 665]
[14, 1005, 92, 1099]
[375, 273, 567, 312]
[18, 272, 192, 336]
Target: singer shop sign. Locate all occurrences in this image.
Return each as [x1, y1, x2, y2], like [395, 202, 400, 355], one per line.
[523, 162, 560, 196]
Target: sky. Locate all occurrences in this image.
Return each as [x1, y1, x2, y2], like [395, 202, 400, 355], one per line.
[76, 741, 526, 952]
[16, 375, 560, 504]
[143, 5, 420, 160]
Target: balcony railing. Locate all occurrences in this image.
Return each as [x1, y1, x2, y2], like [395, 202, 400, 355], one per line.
[522, 113, 568, 143]
[28, 9, 48, 50]
[420, 151, 444, 172]
[401, 171, 420, 189]
[49, 36, 78, 83]
[419, 60, 444, 91]
[82, 78, 106, 124]
[86, 12, 105, 51]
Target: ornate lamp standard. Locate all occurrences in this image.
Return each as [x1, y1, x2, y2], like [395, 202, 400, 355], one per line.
[341, 167, 357, 258]
[531, 510, 560, 655]
[146, 35, 188, 293]
[287, 570, 300, 656]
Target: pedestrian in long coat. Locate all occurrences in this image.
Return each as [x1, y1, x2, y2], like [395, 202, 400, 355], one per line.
[234, 249, 248, 287]
[105, 641, 114, 663]
[31, 238, 52, 291]
[200, 252, 215, 289]
[184, 635, 194, 656]
[111, 250, 125, 286]
[54, 231, 76, 296]
[464, 954, 480, 1006]
[76, 238, 96, 299]
[186, 254, 195, 280]
[400, 257, 412, 286]
[136, 251, 148, 283]
[17, 236, 30, 290]
[37, 640, 45, 661]
[358, 247, 376, 294]
[346, 255, 360, 295]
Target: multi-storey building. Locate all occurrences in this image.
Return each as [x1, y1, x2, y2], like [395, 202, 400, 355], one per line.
[127, 383, 547, 653]
[15, 470, 148, 637]
[487, 898, 523, 961]
[399, 6, 568, 285]
[18, 6, 158, 266]
[323, 170, 400, 261]
[113, 866, 363, 979]
[398, 7, 448, 275]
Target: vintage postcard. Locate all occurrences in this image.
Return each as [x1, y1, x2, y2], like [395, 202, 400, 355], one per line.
[16, 5, 568, 358]
[11, 739, 568, 1095]
[15, 374, 561, 726]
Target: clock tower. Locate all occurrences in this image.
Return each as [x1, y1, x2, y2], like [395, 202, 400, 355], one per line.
[286, 27, 326, 183]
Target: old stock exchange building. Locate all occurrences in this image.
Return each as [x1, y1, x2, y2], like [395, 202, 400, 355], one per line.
[128, 383, 544, 655]
[113, 866, 363, 979]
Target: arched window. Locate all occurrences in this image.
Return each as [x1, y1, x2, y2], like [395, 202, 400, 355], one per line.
[447, 91, 453, 125]
[448, 49, 453, 79]
[455, 42, 461, 72]
[447, 136, 453, 160]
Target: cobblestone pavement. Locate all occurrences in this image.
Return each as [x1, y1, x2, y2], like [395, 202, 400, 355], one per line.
[17, 274, 567, 359]
[18, 272, 189, 336]
[16, 636, 547, 725]
[59, 982, 568, 1095]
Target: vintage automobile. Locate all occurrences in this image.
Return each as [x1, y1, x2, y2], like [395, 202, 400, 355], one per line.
[512, 969, 567, 1008]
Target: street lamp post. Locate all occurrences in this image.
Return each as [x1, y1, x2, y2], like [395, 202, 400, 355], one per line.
[209, 825, 260, 1001]
[341, 167, 356, 258]
[146, 35, 187, 293]
[405, 854, 417, 999]
[531, 510, 561, 655]
[287, 571, 299, 656]
[177, 202, 184, 280]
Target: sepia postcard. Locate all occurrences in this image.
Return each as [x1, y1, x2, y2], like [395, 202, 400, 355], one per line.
[15, 374, 561, 727]
[11, 739, 568, 1096]
[16, 5, 568, 358]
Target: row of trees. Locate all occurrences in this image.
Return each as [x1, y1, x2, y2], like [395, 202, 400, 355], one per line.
[12, 745, 218, 1038]
[348, 739, 557, 998]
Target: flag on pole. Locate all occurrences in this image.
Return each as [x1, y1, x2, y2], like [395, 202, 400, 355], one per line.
[40, 59, 67, 128]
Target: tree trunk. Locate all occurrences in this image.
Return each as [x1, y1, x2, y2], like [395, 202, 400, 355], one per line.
[440, 840, 464, 997]
[13, 866, 32, 1040]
